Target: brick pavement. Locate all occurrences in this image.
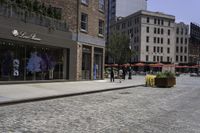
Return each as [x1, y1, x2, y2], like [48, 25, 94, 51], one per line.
[0, 75, 200, 132]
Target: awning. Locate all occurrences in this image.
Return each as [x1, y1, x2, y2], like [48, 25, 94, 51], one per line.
[163, 64, 175, 67]
[134, 63, 146, 67]
[104, 64, 118, 67]
[149, 63, 163, 68]
[122, 63, 131, 67]
[175, 65, 189, 68]
[190, 65, 200, 68]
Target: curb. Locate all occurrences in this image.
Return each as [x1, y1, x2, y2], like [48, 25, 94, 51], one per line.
[0, 84, 144, 107]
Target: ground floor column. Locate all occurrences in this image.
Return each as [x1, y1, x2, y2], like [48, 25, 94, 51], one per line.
[63, 49, 67, 79]
[102, 48, 105, 79]
[91, 46, 94, 80]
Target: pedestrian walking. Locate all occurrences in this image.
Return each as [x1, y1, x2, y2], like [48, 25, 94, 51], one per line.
[128, 67, 132, 79]
[122, 67, 126, 80]
[119, 69, 123, 83]
[110, 67, 115, 82]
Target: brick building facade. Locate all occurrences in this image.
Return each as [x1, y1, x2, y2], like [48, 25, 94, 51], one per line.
[0, 0, 106, 83]
[36, 0, 107, 80]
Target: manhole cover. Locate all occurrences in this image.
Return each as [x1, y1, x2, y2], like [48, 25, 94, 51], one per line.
[119, 92, 131, 95]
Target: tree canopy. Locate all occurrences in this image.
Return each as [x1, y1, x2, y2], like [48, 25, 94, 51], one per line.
[106, 33, 134, 65]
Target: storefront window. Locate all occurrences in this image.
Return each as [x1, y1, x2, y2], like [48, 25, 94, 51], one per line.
[0, 41, 25, 81]
[0, 40, 68, 81]
[94, 48, 103, 80]
[25, 46, 64, 80]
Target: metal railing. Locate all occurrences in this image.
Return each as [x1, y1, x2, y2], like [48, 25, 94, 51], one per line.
[0, 3, 69, 32]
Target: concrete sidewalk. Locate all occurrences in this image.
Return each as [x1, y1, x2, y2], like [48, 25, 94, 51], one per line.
[0, 76, 145, 106]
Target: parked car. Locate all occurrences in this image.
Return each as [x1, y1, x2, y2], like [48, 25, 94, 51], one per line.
[190, 73, 198, 77]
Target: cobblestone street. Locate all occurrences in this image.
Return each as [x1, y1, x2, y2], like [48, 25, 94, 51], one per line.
[0, 75, 200, 133]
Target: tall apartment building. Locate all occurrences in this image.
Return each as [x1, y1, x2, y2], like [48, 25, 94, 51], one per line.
[110, 10, 176, 64]
[108, 0, 116, 22]
[108, 0, 147, 20]
[116, 0, 147, 17]
[189, 23, 200, 64]
[175, 23, 189, 64]
[107, 0, 147, 42]
[107, 0, 116, 41]
[0, 0, 107, 83]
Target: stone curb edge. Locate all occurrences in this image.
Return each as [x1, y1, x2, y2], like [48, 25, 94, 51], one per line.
[0, 84, 144, 107]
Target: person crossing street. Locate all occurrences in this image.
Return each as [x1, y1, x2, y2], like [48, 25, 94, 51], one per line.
[110, 67, 115, 82]
[119, 69, 123, 83]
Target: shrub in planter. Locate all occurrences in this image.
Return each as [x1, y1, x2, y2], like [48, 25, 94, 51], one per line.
[155, 71, 176, 88]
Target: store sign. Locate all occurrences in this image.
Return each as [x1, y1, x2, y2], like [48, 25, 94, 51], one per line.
[12, 30, 41, 41]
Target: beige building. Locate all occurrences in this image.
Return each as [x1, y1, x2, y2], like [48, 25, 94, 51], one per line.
[111, 10, 176, 64]
[175, 22, 189, 64]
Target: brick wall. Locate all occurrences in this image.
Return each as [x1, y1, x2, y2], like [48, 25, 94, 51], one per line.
[80, 1, 106, 38]
[40, 0, 107, 39]
[40, 0, 78, 33]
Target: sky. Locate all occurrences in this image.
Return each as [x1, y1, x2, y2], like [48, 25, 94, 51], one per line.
[148, 0, 200, 25]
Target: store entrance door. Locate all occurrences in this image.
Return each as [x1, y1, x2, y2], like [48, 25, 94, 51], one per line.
[82, 52, 91, 80]
[94, 48, 103, 80]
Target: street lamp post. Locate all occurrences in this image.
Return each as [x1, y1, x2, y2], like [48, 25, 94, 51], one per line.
[128, 34, 132, 79]
[198, 46, 200, 76]
[197, 57, 200, 76]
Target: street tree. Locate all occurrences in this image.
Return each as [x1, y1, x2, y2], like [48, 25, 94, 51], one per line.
[106, 33, 134, 65]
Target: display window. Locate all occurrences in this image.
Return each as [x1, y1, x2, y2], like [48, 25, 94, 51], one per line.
[0, 40, 68, 81]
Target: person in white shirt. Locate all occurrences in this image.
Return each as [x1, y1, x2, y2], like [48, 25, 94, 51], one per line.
[119, 69, 123, 83]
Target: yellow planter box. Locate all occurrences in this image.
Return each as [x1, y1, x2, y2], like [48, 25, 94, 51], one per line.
[145, 75, 156, 87]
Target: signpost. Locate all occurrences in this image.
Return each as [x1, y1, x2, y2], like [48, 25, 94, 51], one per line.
[128, 34, 132, 79]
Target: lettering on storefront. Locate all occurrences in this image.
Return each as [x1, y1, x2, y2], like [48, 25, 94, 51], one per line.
[12, 30, 41, 41]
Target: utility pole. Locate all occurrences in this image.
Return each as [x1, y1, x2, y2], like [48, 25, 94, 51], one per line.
[198, 45, 200, 76]
[128, 34, 132, 79]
